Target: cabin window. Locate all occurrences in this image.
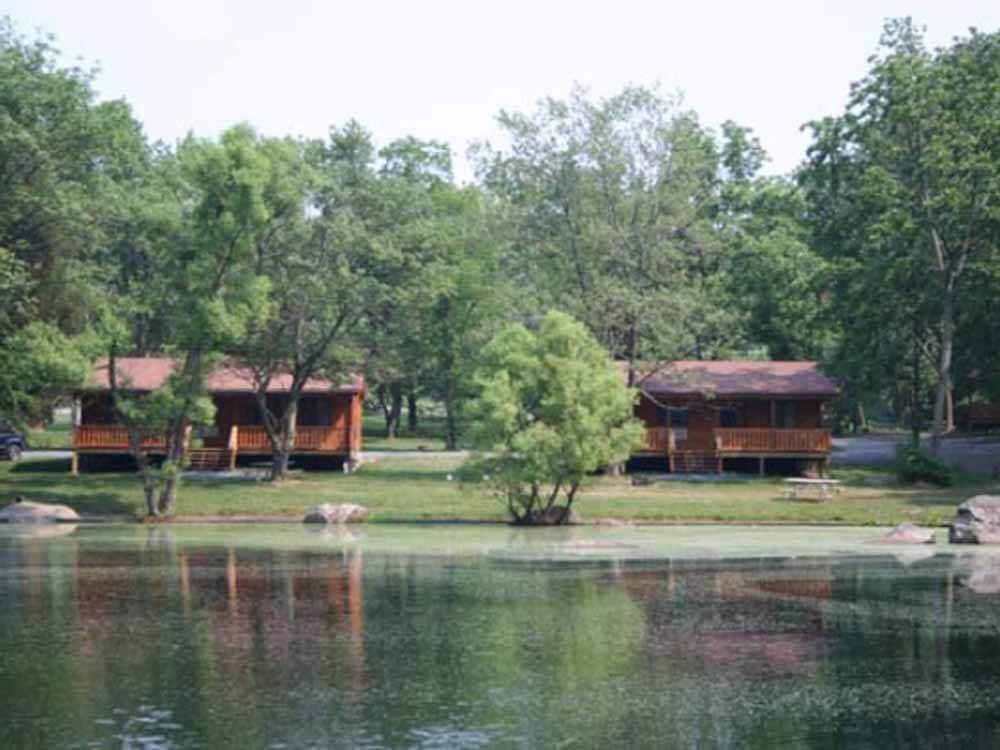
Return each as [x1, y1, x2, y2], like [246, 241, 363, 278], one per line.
[298, 396, 333, 426]
[775, 401, 796, 428]
[719, 407, 739, 427]
[666, 407, 689, 428]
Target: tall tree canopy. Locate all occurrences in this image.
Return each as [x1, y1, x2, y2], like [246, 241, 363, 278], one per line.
[474, 85, 757, 381]
[0, 18, 147, 424]
[801, 19, 1000, 439]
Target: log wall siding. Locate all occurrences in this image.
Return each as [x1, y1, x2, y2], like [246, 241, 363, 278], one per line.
[349, 394, 363, 454]
[743, 401, 772, 428]
[795, 400, 823, 428]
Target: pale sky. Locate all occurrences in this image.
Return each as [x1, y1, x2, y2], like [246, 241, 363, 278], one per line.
[7, 1, 1000, 182]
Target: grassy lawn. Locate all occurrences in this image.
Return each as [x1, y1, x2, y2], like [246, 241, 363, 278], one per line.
[2, 454, 995, 525]
[360, 413, 455, 451]
[27, 420, 73, 450]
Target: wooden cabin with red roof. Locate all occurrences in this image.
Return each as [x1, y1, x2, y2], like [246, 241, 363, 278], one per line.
[629, 361, 839, 476]
[72, 357, 364, 473]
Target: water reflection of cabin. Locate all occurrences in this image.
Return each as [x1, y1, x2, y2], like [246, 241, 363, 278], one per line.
[629, 361, 839, 476]
[72, 357, 364, 473]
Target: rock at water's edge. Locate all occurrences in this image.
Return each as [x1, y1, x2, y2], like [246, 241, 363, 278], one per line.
[949, 496, 1000, 544]
[303, 503, 368, 524]
[881, 522, 935, 544]
[0, 499, 80, 523]
[959, 556, 1000, 594]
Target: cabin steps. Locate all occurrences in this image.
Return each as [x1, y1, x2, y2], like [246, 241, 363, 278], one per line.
[186, 448, 233, 471]
[670, 452, 721, 475]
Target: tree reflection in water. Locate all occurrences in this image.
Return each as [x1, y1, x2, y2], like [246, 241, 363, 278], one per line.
[1, 526, 1000, 747]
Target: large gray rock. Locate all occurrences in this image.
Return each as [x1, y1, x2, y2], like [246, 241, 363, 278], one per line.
[0, 499, 80, 523]
[949, 496, 1000, 544]
[881, 522, 935, 545]
[303, 503, 368, 524]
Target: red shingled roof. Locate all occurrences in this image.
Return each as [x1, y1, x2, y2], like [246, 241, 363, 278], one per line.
[84, 357, 364, 394]
[626, 361, 839, 398]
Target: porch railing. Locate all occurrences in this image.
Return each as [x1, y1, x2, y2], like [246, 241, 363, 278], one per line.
[641, 427, 830, 454]
[233, 425, 348, 453]
[715, 428, 830, 454]
[73, 425, 165, 450]
[74, 423, 349, 454]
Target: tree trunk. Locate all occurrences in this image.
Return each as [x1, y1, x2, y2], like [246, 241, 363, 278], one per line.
[384, 382, 403, 439]
[932, 294, 955, 453]
[157, 474, 180, 517]
[156, 420, 190, 516]
[271, 448, 292, 481]
[444, 395, 458, 451]
[270, 398, 298, 481]
[130, 440, 159, 518]
[910, 335, 922, 441]
[855, 403, 867, 434]
[155, 349, 206, 516]
[625, 324, 637, 386]
[407, 391, 418, 433]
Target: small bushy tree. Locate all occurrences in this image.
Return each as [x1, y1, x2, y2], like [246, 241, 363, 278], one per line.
[894, 439, 953, 486]
[463, 311, 643, 525]
[0, 323, 90, 427]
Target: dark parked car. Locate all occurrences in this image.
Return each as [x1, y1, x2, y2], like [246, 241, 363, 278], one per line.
[0, 420, 25, 461]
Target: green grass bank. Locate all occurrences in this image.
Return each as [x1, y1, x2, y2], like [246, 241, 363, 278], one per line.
[2, 454, 994, 526]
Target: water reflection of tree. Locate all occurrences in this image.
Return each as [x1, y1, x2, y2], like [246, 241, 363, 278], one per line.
[7, 534, 1000, 747]
[605, 554, 1000, 747]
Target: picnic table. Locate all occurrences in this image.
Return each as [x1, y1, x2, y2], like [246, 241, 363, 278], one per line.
[784, 477, 841, 501]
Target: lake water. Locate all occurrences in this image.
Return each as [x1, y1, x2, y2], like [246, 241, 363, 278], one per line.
[2, 523, 1000, 749]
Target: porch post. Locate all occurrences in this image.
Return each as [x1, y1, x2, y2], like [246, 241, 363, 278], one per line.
[228, 425, 238, 471]
[758, 456, 765, 476]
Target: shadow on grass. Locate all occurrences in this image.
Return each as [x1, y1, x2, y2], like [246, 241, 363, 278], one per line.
[354, 466, 454, 482]
[771, 495, 830, 505]
[5, 463, 137, 516]
[10, 459, 70, 474]
[362, 444, 451, 453]
[2, 483, 136, 516]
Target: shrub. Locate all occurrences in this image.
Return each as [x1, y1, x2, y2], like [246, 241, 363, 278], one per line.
[894, 439, 953, 486]
[462, 311, 644, 524]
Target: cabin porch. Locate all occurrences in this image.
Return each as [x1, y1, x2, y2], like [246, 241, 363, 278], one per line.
[72, 389, 362, 474]
[71, 422, 359, 474]
[638, 425, 831, 474]
[634, 393, 832, 476]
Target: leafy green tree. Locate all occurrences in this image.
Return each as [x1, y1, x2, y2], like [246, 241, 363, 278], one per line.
[474, 85, 747, 381]
[0, 18, 148, 424]
[102, 125, 278, 516]
[417, 185, 506, 449]
[721, 175, 832, 361]
[235, 135, 388, 480]
[463, 311, 643, 524]
[0, 247, 32, 345]
[801, 19, 1000, 443]
[0, 17, 148, 332]
[0, 323, 89, 428]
